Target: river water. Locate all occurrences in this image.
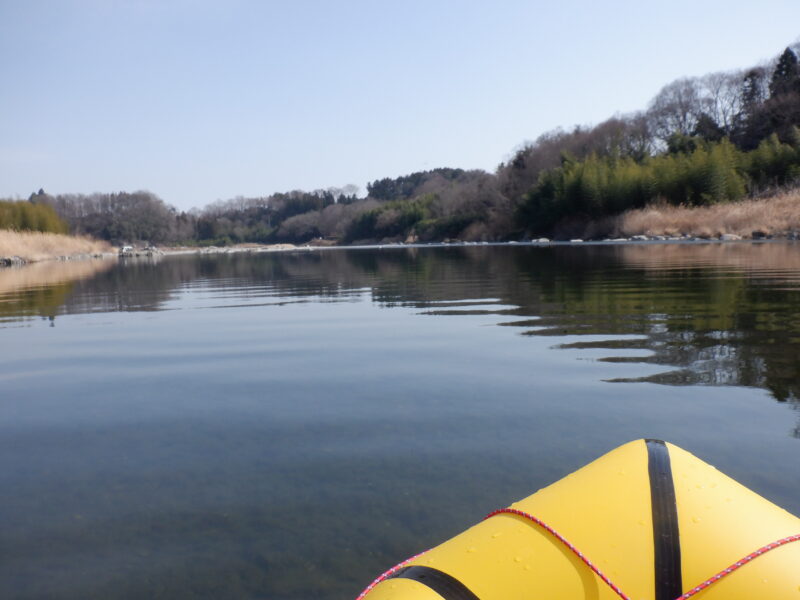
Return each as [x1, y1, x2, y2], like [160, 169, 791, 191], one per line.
[1, 243, 798, 599]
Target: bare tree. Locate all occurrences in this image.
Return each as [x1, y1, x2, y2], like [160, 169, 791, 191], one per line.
[699, 70, 744, 133]
[647, 77, 709, 142]
[619, 112, 654, 160]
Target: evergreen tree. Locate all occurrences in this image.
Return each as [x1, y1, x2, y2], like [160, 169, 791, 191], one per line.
[741, 69, 766, 115]
[769, 48, 800, 98]
[693, 113, 726, 142]
[733, 68, 770, 149]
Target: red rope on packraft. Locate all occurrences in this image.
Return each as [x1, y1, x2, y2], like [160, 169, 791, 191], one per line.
[354, 549, 429, 600]
[486, 508, 631, 600]
[676, 533, 800, 599]
[355, 507, 799, 599]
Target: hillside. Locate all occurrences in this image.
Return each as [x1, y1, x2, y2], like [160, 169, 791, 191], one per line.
[3, 43, 800, 246]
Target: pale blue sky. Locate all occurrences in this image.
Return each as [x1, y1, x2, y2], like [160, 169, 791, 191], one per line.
[1, 0, 799, 210]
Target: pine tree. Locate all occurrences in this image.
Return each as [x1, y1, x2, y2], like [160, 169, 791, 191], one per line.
[741, 69, 766, 115]
[733, 68, 770, 150]
[769, 48, 800, 98]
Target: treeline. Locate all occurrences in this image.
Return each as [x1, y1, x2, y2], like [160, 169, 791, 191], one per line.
[367, 168, 468, 200]
[15, 187, 360, 246]
[320, 44, 800, 242]
[31, 190, 193, 243]
[518, 134, 800, 234]
[4, 43, 800, 244]
[511, 46, 800, 236]
[194, 187, 359, 246]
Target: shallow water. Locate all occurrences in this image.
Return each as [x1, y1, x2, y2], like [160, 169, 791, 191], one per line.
[1, 244, 798, 599]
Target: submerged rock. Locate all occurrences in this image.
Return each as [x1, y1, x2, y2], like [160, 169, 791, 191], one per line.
[0, 256, 25, 267]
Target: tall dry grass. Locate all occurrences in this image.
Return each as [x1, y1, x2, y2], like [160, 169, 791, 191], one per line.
[611, 187, 800, 239]
[0, 230, 113, 262]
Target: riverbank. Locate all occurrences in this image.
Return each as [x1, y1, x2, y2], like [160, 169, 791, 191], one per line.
[0, 230, 114, 265]
[184, 187, 800, 249]
[589, 187, 800, 241]
[341, 186, 800, 244]
[3, 188, 800, 264]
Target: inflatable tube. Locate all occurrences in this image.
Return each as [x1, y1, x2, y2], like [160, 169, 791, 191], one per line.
[360, 440, 800, 599]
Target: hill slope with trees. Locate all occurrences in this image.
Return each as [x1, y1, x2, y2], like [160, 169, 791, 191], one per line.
[3, 43, 800, 245]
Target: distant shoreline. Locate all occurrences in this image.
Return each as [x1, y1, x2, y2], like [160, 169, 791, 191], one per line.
[154, 235, 800, 258]
[2, 235, 798, 268]
[2, 188, 800, 267]
[4, 231, 800, 268]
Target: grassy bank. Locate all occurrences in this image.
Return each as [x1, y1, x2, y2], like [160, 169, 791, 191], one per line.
[0, 230, 113, 263]
[598, 187, 800, 240]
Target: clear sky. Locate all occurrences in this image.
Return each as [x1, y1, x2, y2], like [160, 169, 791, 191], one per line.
[1, 0, 799, 210]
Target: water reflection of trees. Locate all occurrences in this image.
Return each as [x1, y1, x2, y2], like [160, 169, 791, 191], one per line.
[6, 245, 800, 426]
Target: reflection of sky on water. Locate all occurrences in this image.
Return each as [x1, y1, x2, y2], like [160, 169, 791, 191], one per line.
[0, 245, 798, 599]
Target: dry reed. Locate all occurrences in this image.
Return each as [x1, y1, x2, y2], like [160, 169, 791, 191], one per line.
[612, 188, 800, 239]
[0, 230, 113, 262]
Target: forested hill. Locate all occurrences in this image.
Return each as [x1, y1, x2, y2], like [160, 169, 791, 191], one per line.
[7, 44, 800, 244]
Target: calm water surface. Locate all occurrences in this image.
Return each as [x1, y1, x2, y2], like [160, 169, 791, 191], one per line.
[1, 244, 799, 599]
